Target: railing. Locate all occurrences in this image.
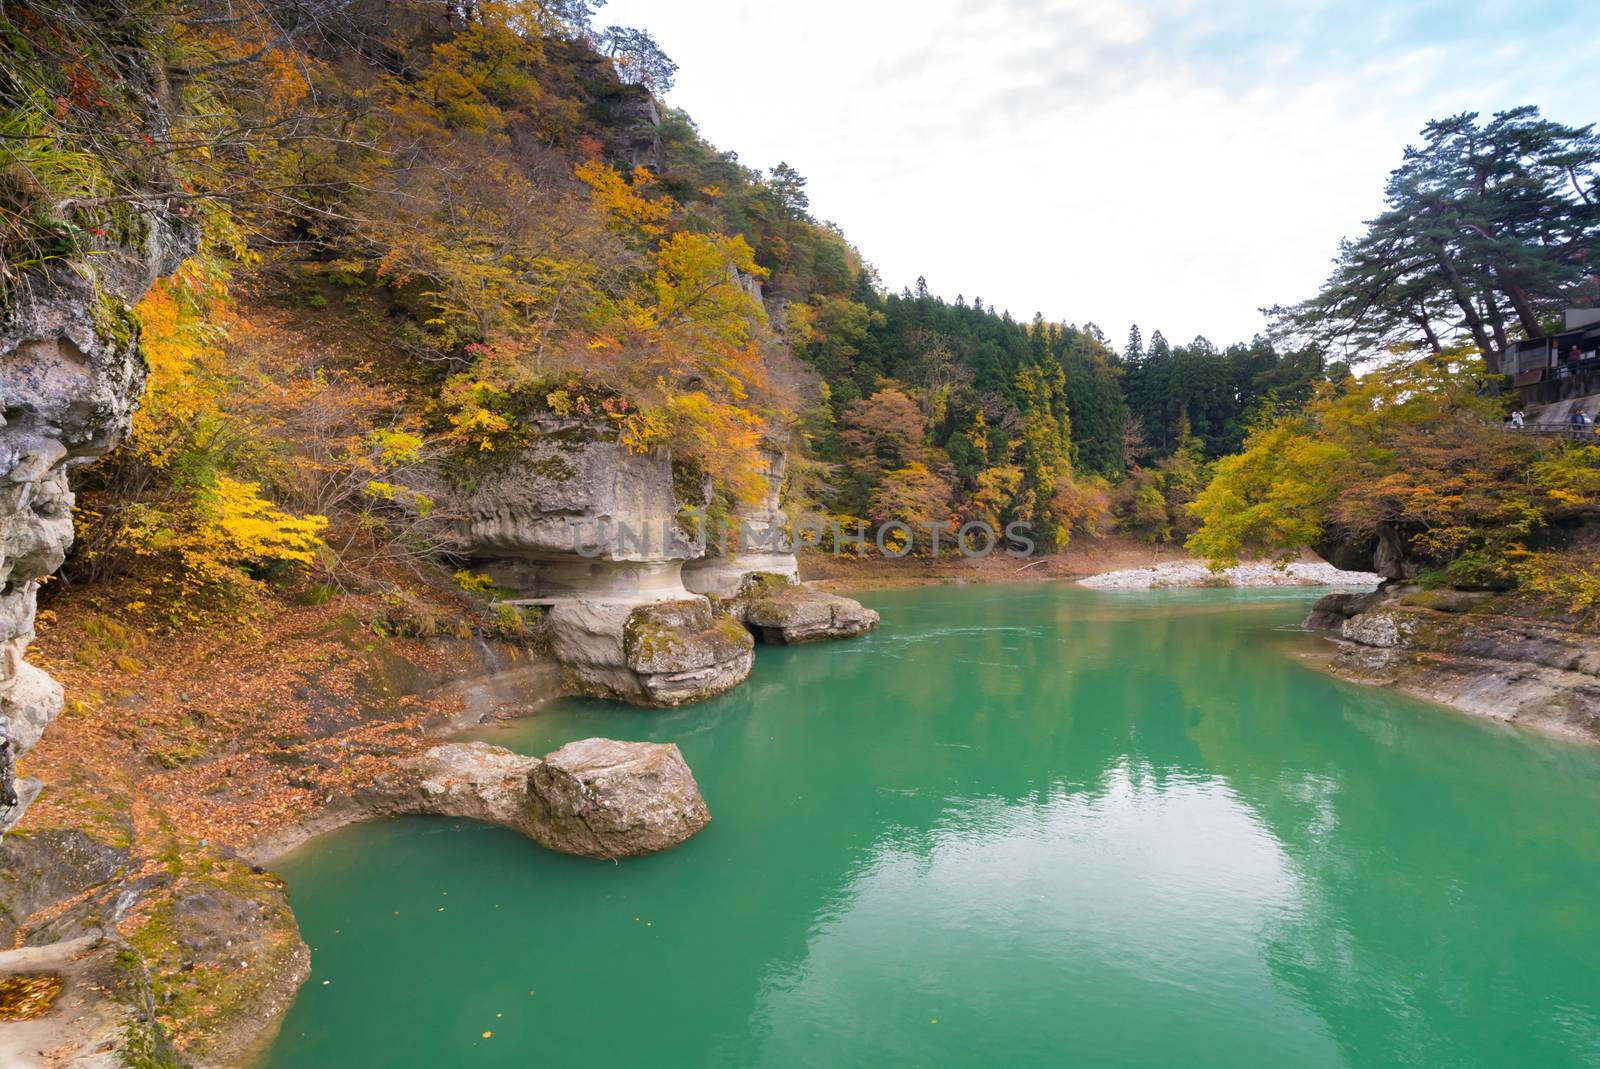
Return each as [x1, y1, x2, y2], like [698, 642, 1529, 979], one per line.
[1504, 423, 1598, 440]
[1505, 357, 1600, 385]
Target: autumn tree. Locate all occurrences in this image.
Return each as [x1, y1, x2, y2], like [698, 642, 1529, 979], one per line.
[840, 387, 925, 466]
[1188, 348, 1599, 593]
[868, 461, 954, 533]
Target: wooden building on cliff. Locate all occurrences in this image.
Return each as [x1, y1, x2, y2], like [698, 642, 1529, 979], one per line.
[1498, 308, 1600, 407]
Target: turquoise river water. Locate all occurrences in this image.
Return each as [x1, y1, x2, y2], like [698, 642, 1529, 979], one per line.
[262, 584, 1600, 1068]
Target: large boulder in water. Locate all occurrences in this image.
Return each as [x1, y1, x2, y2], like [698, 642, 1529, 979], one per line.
[737, 582, 879, 644]
[379, 741, 541, 831]
[527, 737, 712, 858]
[370, 739, 710, 859]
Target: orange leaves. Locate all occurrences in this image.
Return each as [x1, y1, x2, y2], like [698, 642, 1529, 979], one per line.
[639, 232, 767, 401]
[395, 7, 546, 137]
[660, 393, 765, 503]
[259, 48, 318, 120]
[173, 0, 322, 128]
[576, 232, 772, 474]
[867, 460, 954, 530]
[128, 265, 231, 471]
[1049, 472, 1112, 543]
[841, 387, 924, 462]
[616, 406, 671, 455]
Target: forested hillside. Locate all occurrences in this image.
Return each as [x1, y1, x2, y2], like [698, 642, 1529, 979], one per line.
[0, 0, 1347, 629]
[4, 0, 1598, 626]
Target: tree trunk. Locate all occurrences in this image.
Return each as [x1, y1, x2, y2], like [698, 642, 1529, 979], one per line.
[1482, 289, 1509, 352]
[1496, 274, 1544, 338]
[1431, 250, 1495, 354]
[1412, 311, 1443, 355]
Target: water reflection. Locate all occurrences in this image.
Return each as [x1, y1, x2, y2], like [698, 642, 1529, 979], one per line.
[268, 584, 1600, 1069]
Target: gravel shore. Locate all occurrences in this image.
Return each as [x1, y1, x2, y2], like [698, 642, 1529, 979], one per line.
[1078, 559, 1381, 590]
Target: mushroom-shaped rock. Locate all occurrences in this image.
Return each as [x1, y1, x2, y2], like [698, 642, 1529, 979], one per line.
[431, 416, 756, 706]
[527, 737, 711, 858]
[740, 586, 880, 644]
[370, 739, 709, 859]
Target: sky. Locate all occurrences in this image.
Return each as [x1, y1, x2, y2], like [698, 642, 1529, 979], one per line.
[597, 0, 1600, 350]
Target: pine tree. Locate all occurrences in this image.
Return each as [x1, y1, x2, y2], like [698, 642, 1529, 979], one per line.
[1276, 106, 1600, 357]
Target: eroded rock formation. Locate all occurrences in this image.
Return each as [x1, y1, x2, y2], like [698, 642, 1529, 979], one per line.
[1305, 523, 1600, 739]
[452, 417, 698, 600]
[547, 597, 754, 704]
[0, 216, 195, 830]
[683, 447, 798, 597]
[363, 738, 711, 858]
[445, 417, 755, 704]
[739, 583, 880, 644]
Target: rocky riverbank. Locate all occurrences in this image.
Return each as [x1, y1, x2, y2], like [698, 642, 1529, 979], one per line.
[0, 609, 557, 1068]
[0, 730, 712, 1069]
[3, 414, 876, 1067]
[3, 403, 876, 1067]
[1304, 584, 1600, 743]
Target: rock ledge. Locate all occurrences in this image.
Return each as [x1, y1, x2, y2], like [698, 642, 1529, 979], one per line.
[735, 582, 880, 644]
[1305, 584, 1600, 742]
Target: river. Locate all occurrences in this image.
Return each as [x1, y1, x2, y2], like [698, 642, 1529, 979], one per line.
[261, 584, 1600, 1068]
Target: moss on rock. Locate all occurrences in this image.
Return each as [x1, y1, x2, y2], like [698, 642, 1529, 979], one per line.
[121, 857, 309, 1066]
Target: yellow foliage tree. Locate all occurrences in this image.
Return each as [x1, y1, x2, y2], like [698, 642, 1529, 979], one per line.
[188, 477, 328, 570]
[73, 262, 332, 611]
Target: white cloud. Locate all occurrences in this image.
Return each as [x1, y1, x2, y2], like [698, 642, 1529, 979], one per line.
[599, 0, 1598, 347]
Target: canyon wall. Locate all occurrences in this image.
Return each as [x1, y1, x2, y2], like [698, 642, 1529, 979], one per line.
[0, 211, 194, 830]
